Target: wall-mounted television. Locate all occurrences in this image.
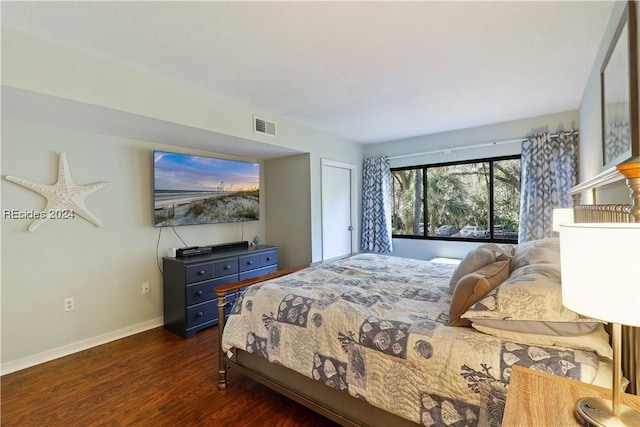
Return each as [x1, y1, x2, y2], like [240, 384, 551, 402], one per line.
[153, 150, 260, 227]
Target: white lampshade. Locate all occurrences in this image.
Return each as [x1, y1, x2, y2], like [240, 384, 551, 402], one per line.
[552, 208, 574, 232]
[560, 223, 640, 327]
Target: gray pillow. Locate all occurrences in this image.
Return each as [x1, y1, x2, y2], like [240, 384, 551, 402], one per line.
[461, 263, 603, 336]
[510, 238, 560, 272]
[478, 243, 515, 263]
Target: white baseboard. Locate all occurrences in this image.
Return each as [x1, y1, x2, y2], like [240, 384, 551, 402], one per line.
[1, 317, 164, 376]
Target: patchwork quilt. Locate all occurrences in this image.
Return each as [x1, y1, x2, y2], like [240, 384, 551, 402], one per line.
[221, 254, 599, 427]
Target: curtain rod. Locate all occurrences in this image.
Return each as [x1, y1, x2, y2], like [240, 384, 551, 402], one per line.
[387, 130, 578, 160]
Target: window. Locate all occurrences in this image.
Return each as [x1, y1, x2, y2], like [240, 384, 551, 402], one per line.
[391, 155, 521, 242]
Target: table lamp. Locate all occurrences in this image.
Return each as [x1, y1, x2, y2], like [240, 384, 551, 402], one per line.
[553, 208, 574, 232]
[559, 223, 640, 426]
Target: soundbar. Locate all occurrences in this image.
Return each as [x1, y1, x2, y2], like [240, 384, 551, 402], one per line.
[207, 241, 249, 252]
[175, 241, 250, 258]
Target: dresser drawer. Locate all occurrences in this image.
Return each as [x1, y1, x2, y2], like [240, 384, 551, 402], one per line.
[186, 280, 215, 306]
[261, 251, 278, 267]
[239, 254, 262, 272]
[187, 274, 239, 306]
[186, 300, 217, 328]
[185, 263, 214, 284]
[214, 258, 238, 277]
[239, 264, 278, 281]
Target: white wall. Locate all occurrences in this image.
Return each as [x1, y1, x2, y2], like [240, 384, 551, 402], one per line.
[364, 110, 580, 260]
[1, 28, 363, 371]
[264, 154, 312, 268]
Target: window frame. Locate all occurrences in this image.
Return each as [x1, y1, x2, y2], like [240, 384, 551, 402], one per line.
[391, 154, 521, 243]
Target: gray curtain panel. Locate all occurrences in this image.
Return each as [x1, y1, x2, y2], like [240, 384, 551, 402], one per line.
[361, 156, 393, 253]
[518, 130, 579, 242]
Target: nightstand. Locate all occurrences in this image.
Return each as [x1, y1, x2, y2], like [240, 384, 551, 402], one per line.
[503, 365, 640, 426]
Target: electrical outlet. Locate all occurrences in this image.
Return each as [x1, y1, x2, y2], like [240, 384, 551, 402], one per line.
[64, 297, 74, 312]
[141, 282, 150, 295]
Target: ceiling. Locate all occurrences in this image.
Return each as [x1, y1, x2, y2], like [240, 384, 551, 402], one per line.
[1, 1, 614, 145]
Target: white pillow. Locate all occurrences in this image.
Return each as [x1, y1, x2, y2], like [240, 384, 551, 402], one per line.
[472, 323, 613, 359]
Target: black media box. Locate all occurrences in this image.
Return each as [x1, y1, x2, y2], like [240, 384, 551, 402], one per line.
[176, 246, 213, 258]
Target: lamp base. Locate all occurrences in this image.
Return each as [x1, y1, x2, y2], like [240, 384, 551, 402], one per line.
[574, 397, 640, 427]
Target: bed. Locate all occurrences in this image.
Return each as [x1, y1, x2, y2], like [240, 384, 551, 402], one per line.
[216, 162, 640, 427]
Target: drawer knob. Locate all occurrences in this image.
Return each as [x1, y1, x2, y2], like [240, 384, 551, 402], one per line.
[196, 312, 203, 318]
[225, 265, 231, 270]
[266, 257, 271, 261]
[196, 290, 203, 296]
[247, 261, 253, 265]
[198, 270, 205, 276]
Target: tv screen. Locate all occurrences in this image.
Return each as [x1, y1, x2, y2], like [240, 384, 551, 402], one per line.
[153, 150, 260, 227]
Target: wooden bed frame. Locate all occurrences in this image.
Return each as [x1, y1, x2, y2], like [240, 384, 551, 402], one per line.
[215, 162, 640, 425]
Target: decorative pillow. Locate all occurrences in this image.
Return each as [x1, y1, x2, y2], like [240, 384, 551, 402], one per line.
[471, 323, 613, 359]
[449, 260, 510, 327]
[461, 263, 604, 336]
[510, 238, 560, 272]
[448, 247, 496, 293]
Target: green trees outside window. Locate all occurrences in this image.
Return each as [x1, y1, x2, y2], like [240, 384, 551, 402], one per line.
[391, 155, 521, 242]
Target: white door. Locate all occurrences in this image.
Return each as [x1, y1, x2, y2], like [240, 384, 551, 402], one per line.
[322, 160, 356, 260]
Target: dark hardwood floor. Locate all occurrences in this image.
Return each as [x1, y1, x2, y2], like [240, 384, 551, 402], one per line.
[1, 326, 341, 426]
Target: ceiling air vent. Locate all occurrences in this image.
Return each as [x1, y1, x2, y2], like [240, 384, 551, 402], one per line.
[254, 116, 277, 137]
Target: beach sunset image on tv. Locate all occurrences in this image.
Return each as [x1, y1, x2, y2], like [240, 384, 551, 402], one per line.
[153, 151, 260, 227]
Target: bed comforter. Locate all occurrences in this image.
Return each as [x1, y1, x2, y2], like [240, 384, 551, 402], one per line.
[221, 253, 599, 426]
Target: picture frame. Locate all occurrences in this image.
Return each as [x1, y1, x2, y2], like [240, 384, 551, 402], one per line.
[601, 1, 638, 170]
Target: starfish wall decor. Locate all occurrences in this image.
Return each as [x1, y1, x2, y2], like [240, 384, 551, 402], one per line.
[5, 152, 111, 232]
